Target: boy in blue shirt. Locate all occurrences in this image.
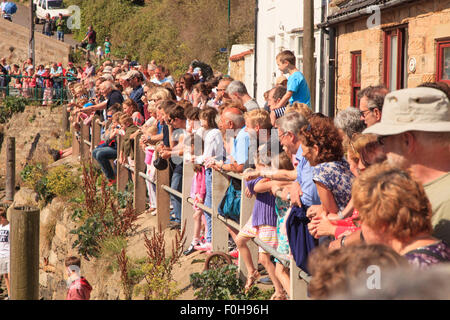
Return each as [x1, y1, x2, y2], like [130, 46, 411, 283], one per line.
[274, 50, 311, 109]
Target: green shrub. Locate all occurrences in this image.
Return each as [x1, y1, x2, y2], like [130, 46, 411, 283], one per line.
[0, 96, 28, 123]
[46, 165, 79, 198]
[190, 264, 274, 300]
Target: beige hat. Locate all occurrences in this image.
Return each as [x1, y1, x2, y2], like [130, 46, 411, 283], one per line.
[103, 66, 113, 73]
[101, 74, 114, 81]
[363, 87, 450, 136]
[123, 69, 141, 80]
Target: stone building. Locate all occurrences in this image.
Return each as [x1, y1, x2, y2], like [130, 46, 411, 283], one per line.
[322, 0, 450, 111]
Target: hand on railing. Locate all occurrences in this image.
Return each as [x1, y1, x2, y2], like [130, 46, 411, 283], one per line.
[242, 168, 260, 181]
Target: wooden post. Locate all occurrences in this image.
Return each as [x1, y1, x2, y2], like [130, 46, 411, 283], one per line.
[116, 135, 128, 192]
[133, 134, 146, 214]
[238, 177, 257, 281]
[91, 116, 101, 151]
[211, 170, 229, 253]
[10, 206, 40, 300]
[156, 167, 170, 230]
[5, 137, 15, 202]
[72, 128, 80, 160]
[303, 0, 315, 110]
[62, 104, 70, 133]
[290, 258, 309, 300]
[181, 161, 195, 250]
[80, 122, 90, 161]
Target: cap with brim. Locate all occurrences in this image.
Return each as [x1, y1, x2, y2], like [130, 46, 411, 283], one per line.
[363, 87, 450, 136]
[123, 70, 140, 80]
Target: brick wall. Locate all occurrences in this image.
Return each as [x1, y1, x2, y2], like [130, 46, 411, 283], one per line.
[0, 18, 72, 67]
[335, 0, 450, 110]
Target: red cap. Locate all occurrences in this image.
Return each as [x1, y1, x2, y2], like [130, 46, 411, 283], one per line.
[58, 62, 62, 66]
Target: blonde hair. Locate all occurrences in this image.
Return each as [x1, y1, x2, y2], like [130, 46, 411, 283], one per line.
[244, 109, 271, 130]
[151, 87, 172, 101]
[285, 102, 313, 119]
[352, 162, 433, 241]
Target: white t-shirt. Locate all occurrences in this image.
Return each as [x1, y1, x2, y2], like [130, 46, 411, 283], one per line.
[0, 223, 10, 258]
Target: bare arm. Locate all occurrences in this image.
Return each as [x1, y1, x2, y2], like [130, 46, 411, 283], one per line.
[274, 91, 293, 110]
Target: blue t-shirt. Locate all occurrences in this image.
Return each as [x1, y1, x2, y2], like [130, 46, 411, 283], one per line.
[287, 71, 311, 107]
[230, 126, 250, 165]
[295, 145, 320, 208]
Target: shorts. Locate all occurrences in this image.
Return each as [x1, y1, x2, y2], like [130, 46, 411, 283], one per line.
[87, 43, 96, 51]
[238, 217, 278, 253]
[0, 257, 10, 274]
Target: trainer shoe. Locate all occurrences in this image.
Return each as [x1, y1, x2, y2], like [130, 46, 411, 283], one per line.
[229, 248, 239, 259]
[194, 242, 212, 251]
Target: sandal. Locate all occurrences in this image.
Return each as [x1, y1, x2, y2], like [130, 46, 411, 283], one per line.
[244, 270, 260, 293]
[270, 292, 288, 300]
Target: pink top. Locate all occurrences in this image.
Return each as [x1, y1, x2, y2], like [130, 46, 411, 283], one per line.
[190, 167, 206, 201]
[334, 209, 361, 238]
[66, 277, 92, 300]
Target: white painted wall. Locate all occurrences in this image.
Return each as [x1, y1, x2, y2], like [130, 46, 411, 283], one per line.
[254, 0, 327, 112]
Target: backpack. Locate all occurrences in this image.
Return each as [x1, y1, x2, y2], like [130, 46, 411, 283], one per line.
[218, 178, 241, 222]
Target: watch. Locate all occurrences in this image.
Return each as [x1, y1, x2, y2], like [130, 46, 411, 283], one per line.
[340, 235, 347, 247]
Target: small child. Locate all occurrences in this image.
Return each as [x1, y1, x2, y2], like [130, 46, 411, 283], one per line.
[96, 46, 103, 64]
[274, 50, 311, 109]
[65, 256, 92, 300]
[238, 148, 285, 299]
[41, 65, 53, 106]
[184, 133, 207, 255]
[0, 208, 10, 300]
[104, 37, 111, 59]
[142, 124, 159, 215]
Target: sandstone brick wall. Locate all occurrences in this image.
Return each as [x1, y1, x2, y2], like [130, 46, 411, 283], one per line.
[335, 0, 450, 110]
[0, 18, 72, 67]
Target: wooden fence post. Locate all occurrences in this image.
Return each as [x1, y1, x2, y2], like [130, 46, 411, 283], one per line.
[211, 170, 229, 253]
[181, 161, 195, 250]
[156, 166, 170, 230]
[290, 259, 309, 300]
[10, 206, 40, 300]
[238, 177, 257, 281]
[80, 122, 90, 161]
[91, 116, 101, 151]
[133, 134, 146, 214]
[5, 137, 15, 202]
[116, 135, 128, 192]
[72, 128, 80, 159]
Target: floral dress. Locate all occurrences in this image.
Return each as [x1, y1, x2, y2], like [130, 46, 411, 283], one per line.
[275, 197, 291, 262]
[404, 240, 450, 270]
[312, 160, 354, 212]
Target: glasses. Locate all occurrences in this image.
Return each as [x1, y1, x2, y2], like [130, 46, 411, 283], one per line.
[279, 131, 290, 139]
[217, 88, 226, 92]
[360, 109, 374, 118]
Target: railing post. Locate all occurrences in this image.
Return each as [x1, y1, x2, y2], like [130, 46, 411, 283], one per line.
[238, 176, 257, 281]
[211, 170, 229, 253]
[90, 115, 101, 151]
[133, 133, 146, 214]
[10, 206, 40, 300]
[72, 126, 80, 160]
[5, 137, 15, 202]
[80, 122, 90, 161]
[116, 135, 128, 192]
[290, 258, 309, 300]
[181, 161, 195, 250]
[156, 166, 170, 230]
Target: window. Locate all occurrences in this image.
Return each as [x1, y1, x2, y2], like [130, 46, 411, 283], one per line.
[437, 39, 450, 84]
[351, 51, 362, 107]
[383, 27, 408, 91]
[290, 35, 304, 70]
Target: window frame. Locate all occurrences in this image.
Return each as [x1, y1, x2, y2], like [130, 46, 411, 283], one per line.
[436, 38, 450, 84]
[351, 51, 362, 107]
[383, 26, 407, 91]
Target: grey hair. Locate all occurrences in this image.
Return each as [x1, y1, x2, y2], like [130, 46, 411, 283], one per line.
[357, 85, 389, 111]
[222, 110, 245, 127]
[276, 112, 308, 137]
[100, 80, 117, 91]
[334, 107, 366, 138]
[226, 80, 248, 96]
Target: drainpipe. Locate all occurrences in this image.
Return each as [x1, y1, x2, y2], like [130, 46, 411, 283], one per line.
[328, 26, 336, 117]
[253, 0, 259, 99]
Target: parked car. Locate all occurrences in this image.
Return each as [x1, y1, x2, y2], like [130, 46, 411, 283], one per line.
[33, 0, 70, 24]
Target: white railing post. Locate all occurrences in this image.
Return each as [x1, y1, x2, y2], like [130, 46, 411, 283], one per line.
[181, 161, 195, 250]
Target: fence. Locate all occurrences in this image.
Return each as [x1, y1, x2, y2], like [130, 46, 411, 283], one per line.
[72, 118, 311, 300]
[0, 75, 75, 104]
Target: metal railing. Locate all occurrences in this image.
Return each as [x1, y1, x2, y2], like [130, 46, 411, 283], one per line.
[72, 118, 311, 300]
[0, 75, 77, 104]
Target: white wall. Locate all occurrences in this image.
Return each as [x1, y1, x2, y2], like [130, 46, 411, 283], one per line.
[255, 0, 326, 112]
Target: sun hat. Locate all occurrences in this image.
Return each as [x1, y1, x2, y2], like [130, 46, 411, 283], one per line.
[123, 69, 141, 80]
[103, 66, 113, 73]
[363, 87, 450, 136]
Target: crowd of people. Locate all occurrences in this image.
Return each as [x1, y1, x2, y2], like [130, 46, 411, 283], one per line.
[3, 44, 449, 299]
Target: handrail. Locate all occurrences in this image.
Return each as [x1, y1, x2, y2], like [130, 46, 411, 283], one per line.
[72, 117, 310, 299]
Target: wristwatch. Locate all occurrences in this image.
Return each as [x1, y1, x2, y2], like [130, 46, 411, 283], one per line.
[340, 235, 347, 247]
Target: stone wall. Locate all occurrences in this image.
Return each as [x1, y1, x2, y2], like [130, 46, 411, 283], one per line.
[335, 0, 450, 110]
[0, 18, 72, 66]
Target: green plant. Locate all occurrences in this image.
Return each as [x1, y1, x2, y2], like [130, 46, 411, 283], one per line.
[46, 164, 80, 198]
[190, 265, 274, 300]
[0, 96, 28, 123]
[134, 224, 186, 300]
[70, 160, 142, 259]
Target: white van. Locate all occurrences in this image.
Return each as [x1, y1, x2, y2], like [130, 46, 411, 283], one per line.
[33, 0, 70, 23]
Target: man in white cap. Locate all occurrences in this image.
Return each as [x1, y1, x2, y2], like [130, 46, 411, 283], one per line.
[124, 69, 145, 116]
[331, 86, 450, 251]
